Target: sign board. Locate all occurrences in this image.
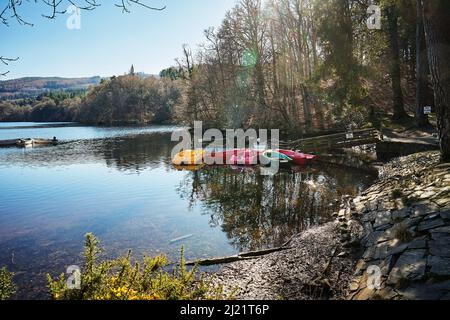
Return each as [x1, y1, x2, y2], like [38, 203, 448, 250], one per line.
[346, 133, 354, 139]
[424, 106, 432, 115]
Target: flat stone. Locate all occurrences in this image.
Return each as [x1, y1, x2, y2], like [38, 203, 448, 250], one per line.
[363, 231, 386, 247]
[388, 243, 409, 256]
[354, 202, 366, 213]
[353, 287, 375, 300]
[404, 217, 422, 228]
[433, 187, 450, 199]
[440, 210, 450, 220]
[363, 246, 376, 261]
[407, 237, 427, 249]
[430, 226, 450, 235]
[376, 287, 398, 300]
[417, 218, 445, 232]
[429, 234, 450, 257]
[397, 280, 450, 300]
[373, 211, 392, 229]
[436, 197, 450, 207]
[379, 255, 394, 276]
[392, 208, 411, 221]
[428, 256, 450, 276]
[377, 230, 393, 244]
[420, 190, 436, 199]
[349, 279, 360, 291]
[361, 211, 378, 223]
[387, 249, 427, 284]
[424, 212, 441, 220]
[372, 242, 391, 260]
[411, 203, 435, 217]
[354, 259, 367, 276]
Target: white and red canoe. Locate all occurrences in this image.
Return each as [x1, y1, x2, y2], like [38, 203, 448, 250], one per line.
[277, 149, 316, 165]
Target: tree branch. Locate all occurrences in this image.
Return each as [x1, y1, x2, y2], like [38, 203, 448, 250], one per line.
[1, 0, 166, 25]
[0, 56, 19, 77]
[1, 0, 166, 76]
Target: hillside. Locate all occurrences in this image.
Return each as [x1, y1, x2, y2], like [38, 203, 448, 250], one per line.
[0, 76, 102, 99]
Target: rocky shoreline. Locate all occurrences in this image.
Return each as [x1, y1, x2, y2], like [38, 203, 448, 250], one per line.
[348, 151, 450, 300]
[212, 151, 450, 300]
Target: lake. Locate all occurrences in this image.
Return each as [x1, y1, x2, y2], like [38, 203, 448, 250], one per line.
[0, 122, 376, 299]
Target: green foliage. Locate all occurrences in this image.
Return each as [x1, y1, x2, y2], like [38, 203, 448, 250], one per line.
[160, 67, 184, 80]
[78, 75, 181, 125]
[0, 92, 82, 122]
[0, 74, 183, 125]
[0, 267, 16, 300]
[47, 233, 229, 300]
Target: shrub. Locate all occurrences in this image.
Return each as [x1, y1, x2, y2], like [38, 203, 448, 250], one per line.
[401, 195, 420, 206]
[391, 188, 403, 199]
[47, 233, 229, 300]
[392, 222, 413, 243]
[0, 267, 16, 300]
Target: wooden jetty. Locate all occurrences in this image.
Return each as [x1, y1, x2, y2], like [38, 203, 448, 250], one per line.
[279, 127, 439, 160]
[280, 128, 381, 152]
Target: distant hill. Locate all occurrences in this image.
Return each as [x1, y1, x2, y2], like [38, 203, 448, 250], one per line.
[0, 76, 102, 99]
[0, 74, 160, 100]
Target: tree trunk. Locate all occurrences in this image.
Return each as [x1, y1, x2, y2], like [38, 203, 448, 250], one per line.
[422, 0, 450, 162]
[415, 0, 430, 127]
[387, 5, 408, 121]
[300, 84, 312, 132]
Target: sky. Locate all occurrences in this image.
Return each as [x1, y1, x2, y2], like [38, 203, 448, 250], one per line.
[0, 0, 237, 80]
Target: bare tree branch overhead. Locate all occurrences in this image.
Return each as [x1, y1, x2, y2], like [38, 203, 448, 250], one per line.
[1, 0, 166, 76]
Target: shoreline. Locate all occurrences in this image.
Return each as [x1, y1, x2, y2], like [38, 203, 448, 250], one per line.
[212, 151, 450, 300]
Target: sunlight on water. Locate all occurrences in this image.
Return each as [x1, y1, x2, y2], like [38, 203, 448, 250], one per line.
[0, 123, 375, 298]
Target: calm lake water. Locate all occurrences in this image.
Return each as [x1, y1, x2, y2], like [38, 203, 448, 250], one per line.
[0, 122, 375, 299]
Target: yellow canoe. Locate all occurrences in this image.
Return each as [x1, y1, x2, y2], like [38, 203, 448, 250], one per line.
[172, 150, 205, 165]
[173, 164, 205, 171]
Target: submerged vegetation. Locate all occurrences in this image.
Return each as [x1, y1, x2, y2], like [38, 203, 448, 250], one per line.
[47, 233, 228, 300]
[0, 267, 15, 300]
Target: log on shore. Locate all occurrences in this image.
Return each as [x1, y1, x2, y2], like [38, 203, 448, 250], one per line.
[185, 246, 293, 266]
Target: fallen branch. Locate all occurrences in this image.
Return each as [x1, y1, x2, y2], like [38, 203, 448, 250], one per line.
[185, 246, 293, 266]
[185, 255, 255, 267]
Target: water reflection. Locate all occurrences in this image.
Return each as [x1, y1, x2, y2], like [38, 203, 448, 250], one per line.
[177, 165, 373, 251]
[0, 132, 177, 172]
[0, 124, 375, 299]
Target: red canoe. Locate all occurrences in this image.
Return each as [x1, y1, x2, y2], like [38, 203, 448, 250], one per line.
[277, 149, 316, 165]
[206, 149, 261, 165]
[229, 149, 259, 166]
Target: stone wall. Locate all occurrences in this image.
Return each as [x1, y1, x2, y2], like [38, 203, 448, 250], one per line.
[346, 152, 450, 300]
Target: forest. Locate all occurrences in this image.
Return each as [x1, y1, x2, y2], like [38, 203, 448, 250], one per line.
[0, 0, 449, 160]
[0, 71, 182, 124]
[171, 0, 444, 133]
